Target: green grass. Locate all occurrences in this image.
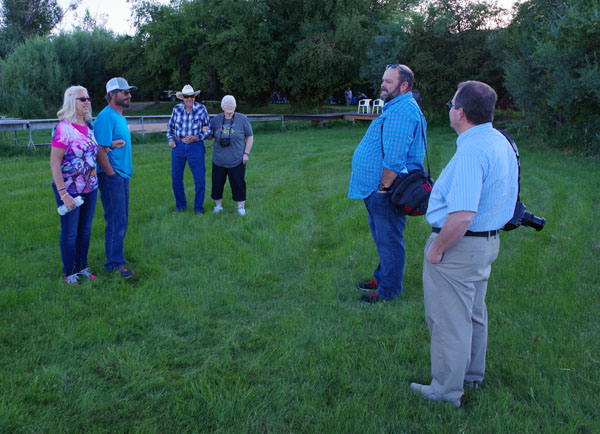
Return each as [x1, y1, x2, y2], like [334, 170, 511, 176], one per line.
[0, 121, 598, 432]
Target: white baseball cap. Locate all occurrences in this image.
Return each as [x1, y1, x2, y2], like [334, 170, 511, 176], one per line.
[106, 77, 137, 93]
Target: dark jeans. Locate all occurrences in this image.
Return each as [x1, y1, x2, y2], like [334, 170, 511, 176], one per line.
[364, 191, 407, 300]
[52, 185, 98, 276]
[172, 140, 205, 212]
[98, 173, 130, 271]
[211, 162, 246, 202]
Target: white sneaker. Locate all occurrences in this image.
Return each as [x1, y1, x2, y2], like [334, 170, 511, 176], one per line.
[213, 205, 224, 213]
[64, 273, 80, 285]
[237, 207, 246, 216]
[79, 268, 97, 280]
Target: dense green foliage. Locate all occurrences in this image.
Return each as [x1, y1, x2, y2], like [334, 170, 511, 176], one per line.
[503, 0, 600, 153]
[0, 0, 599, 152]
[0, 0, 63, 57]
[1, 124, 598, 431]
[0, 29, 121, 118]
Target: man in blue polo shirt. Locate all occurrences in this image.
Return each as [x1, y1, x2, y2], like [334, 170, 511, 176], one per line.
[95, 77, 137, 278]
[410, 81, 519, 408]
[348, 64, 427, 303]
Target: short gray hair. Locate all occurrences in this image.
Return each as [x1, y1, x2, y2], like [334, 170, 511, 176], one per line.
[221, 95, 237, 110]
[57, 85, 92, 124]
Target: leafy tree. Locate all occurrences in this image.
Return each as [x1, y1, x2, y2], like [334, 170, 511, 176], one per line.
[0, 29, 120, 117]
[503, 0, 600, 153]
[362, 0, 504, 115]
[0, 36, 65, 117]
[0, 0, 65, 56]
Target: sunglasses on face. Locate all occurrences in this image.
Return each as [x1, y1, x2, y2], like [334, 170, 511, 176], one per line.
[118, 90, 131, 96]
[76, 97, 91, 102]
[183, 95, 195, 99]
[446, 101, 455, 109]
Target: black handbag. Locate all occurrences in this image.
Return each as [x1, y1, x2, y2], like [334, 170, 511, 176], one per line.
[381, 119, 433, 216]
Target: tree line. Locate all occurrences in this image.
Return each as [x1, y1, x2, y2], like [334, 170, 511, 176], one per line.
[0, 0, 598, 153]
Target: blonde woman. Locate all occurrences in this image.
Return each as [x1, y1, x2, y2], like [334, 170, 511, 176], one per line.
[50, 86, 113, 285]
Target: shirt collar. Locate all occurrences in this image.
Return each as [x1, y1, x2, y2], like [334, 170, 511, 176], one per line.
[383, 92, 414, 111]
[456, 122, 493, 147]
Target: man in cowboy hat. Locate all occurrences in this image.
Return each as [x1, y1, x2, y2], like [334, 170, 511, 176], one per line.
[166, 84, 212, 214]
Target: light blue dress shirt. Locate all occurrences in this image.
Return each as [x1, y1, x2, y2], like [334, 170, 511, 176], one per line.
[426, 123, 519, 231]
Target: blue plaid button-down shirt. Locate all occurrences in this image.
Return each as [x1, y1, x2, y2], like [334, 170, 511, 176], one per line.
[348, 92, 427, 199]
[166, 102, 212, 141]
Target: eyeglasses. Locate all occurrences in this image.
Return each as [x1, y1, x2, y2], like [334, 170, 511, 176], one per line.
[118, 90, 131, 96]
[183, 95, 195, 99]
[76, 97, 91, 102]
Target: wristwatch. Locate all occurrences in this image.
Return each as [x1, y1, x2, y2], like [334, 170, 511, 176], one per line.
[378, 183, 391, 191]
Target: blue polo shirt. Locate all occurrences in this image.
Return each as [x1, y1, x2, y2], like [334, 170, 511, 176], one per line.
[348, 92, 426, 199]
[426, 123, 519, 231]
[94, 105, 133, 179]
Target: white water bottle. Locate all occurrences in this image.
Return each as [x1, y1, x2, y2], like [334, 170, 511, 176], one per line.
[57, 195, 84, 215]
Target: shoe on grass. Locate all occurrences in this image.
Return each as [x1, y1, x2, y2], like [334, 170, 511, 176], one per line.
[409, 382, 462, 408]
[117, 267, 135, 278]
[358, 279, 378, 291]
[237, 207, 246, 216]
[213, 205, 224, 213]
[65, 273, 80, 286]
[79, 268, 97, 280]
[360, 291, 384, 304]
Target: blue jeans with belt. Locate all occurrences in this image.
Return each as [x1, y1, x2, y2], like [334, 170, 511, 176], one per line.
[364, 191, 407, 300]
[171, 140, 205, 213]
[52, 185, 98, 276]
[98, 172, 130, 271]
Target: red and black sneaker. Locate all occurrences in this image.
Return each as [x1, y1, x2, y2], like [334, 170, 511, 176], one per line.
[357, 279, 378, 292]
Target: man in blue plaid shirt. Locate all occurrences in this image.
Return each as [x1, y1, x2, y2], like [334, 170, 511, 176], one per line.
[348, 64, 427, 303]
[167, 85, 213, 214]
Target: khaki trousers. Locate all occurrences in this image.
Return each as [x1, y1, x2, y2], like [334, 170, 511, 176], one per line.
[422, 232, 500, 401]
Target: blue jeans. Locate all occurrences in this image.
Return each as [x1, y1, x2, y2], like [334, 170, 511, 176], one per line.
[98, 173, 130, 271]
[364, 192, 407, 300]
[172, 140, 205, 212]
[52, 185, 98, 276]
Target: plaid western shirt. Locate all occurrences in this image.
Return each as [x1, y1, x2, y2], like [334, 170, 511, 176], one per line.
[348, 92, 427, 199]
[166, 102, 212, 142]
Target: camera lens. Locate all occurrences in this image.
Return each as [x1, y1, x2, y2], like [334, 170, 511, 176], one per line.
[522, 211, 545, 231]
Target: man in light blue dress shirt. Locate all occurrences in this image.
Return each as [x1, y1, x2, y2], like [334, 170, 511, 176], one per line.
[348, 64, 426, 303]
[410, 81, 519, 408]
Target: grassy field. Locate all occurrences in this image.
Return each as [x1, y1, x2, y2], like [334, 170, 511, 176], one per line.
[0, 121, 598, 432]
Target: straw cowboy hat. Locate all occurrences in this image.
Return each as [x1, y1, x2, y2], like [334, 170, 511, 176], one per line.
[176, 84, 201, 100]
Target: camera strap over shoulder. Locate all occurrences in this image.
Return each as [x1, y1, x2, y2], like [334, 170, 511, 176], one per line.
[498, 129, 521, 202]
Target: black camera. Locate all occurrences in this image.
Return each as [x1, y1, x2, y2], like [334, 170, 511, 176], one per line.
[502, 201, 545, 232]
[220, 137, 231, 147]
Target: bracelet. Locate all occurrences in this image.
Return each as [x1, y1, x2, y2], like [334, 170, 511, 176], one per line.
[243, 152, 250, 156]
[60, 192, 70, 200]
[57, 187, 66, 192]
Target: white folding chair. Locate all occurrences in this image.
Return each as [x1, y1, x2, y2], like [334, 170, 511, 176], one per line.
[358, 99, 370, 114]
[371, 99, 384, 114]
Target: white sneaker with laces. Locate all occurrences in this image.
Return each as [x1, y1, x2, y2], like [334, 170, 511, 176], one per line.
[64, 273, 80, 285]
[79, 268, 97, 280]
[213, 205, 224, 213]
[237, 207, 246, 216]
